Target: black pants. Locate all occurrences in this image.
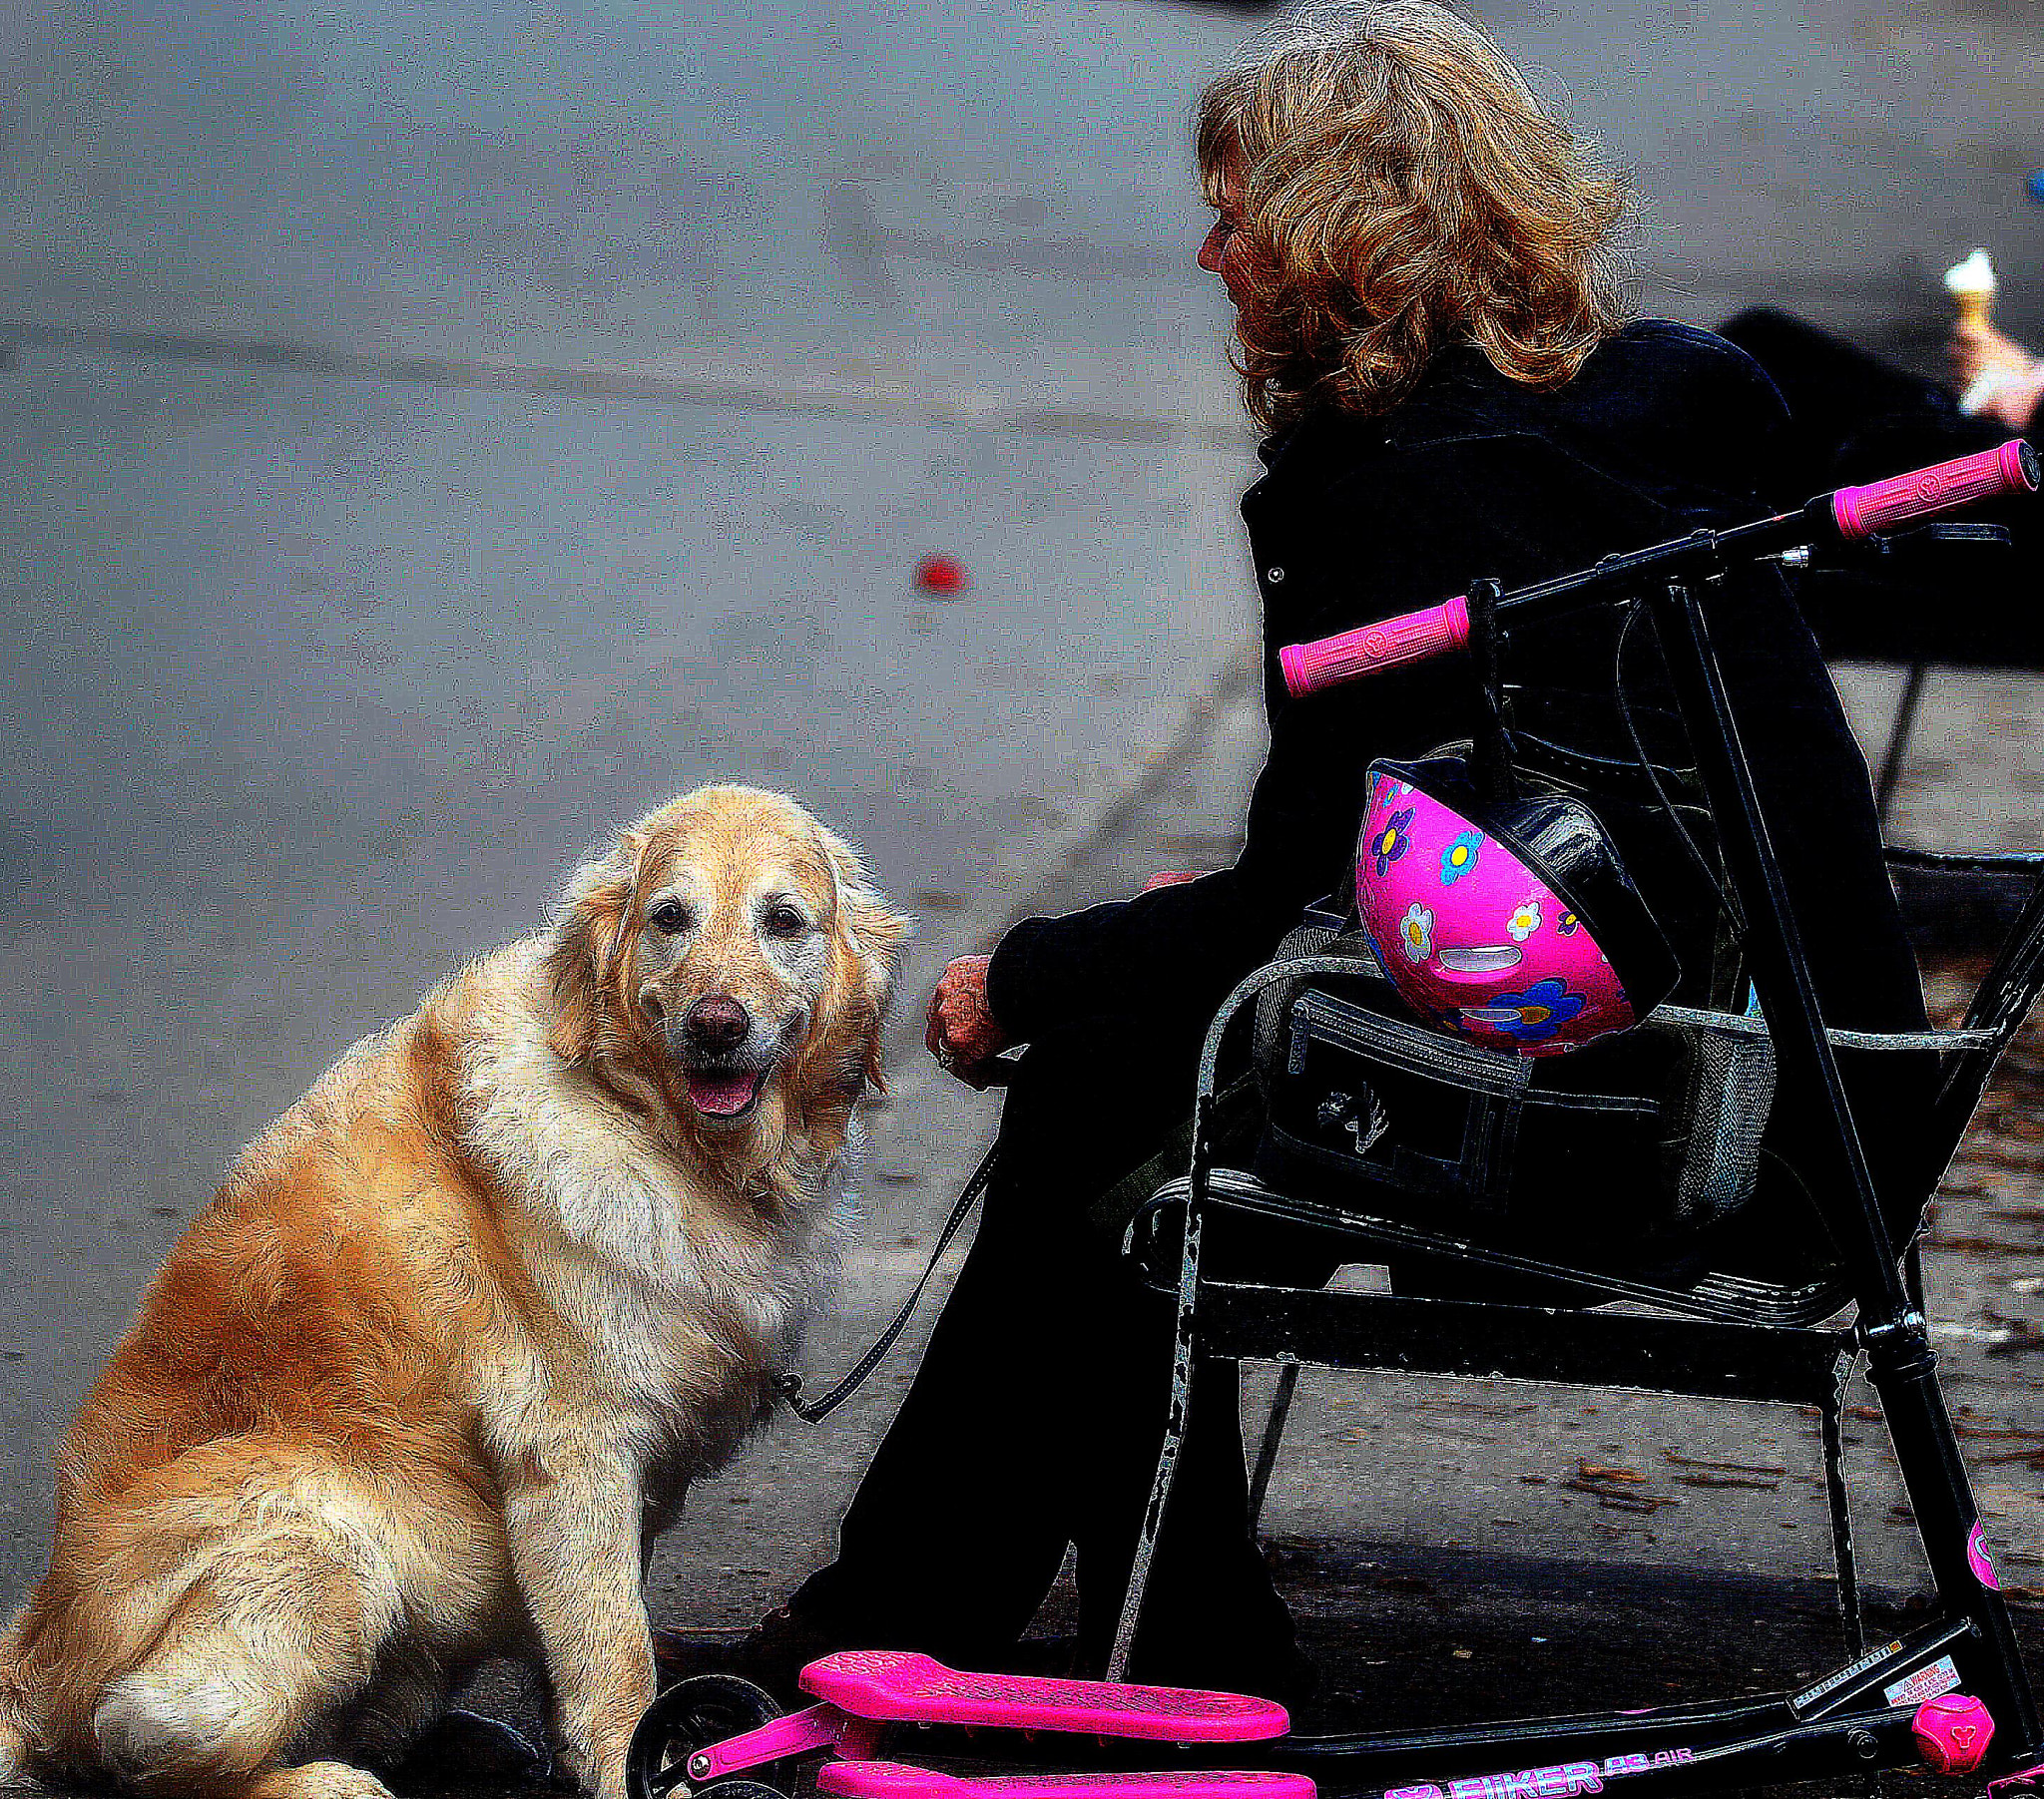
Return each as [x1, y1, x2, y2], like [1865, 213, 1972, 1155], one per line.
[791, 1019, 1312, 1688]
[1718, 306, 2011, 491]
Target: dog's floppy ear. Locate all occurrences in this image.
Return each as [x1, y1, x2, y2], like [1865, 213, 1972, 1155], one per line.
[546, 826, 651, 1065]
[819, 825, 909, 1094]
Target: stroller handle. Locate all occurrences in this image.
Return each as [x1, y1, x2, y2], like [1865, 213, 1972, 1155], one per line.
[1279, 438, 2039, 699]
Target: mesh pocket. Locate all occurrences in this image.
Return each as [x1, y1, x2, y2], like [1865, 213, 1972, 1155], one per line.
[1651, 1015, 1778, 1230]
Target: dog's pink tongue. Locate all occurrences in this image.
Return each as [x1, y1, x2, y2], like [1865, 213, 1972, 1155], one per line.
[686, 1072, 758, 1116]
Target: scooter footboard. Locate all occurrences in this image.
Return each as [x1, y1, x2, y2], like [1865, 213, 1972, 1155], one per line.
[1272, 1701, 1946, 1799]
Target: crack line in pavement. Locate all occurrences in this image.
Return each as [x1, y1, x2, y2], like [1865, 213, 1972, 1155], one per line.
[0, 322, 1259, 450]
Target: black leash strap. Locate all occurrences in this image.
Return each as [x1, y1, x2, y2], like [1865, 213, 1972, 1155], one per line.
[775, 1138, 1000, 1424]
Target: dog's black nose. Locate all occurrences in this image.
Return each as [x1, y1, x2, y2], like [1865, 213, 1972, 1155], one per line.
[686, 995, 750, 1056]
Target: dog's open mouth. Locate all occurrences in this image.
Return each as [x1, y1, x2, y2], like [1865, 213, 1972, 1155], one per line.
[683, 1066, 771, 1120]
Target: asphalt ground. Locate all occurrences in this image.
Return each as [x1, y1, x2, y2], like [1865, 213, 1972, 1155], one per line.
[0, 338, 1257, 1586]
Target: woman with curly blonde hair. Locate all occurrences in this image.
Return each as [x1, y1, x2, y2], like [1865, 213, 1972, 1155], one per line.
[1195, 0, 1632, 429]
[705, 0, 1923, 1712]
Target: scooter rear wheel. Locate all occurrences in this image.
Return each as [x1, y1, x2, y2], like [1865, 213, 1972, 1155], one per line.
[626, 1674, 788, 1799]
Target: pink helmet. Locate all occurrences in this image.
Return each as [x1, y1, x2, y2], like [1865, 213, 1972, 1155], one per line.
[1353, 757, 1679, 1057]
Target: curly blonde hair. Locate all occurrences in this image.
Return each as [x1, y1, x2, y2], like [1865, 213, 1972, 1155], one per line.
[1196, 0, 1635, 431]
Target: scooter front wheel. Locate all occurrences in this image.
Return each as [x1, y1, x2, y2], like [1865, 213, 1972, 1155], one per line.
[627, 1674, 787, 1799]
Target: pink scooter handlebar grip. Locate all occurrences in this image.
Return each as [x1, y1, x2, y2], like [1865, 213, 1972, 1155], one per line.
[1832, 438, 2038, 541]
[1279, 594, 1471, 697]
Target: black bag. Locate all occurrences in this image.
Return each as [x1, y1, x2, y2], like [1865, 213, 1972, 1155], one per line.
[1250, 912, 1778, 1261]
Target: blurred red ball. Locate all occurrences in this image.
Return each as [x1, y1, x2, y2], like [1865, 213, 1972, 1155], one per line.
[914, 554, 969, 594]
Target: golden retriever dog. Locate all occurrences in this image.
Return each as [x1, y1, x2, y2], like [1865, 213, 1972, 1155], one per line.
[0, 784, 905, 1799]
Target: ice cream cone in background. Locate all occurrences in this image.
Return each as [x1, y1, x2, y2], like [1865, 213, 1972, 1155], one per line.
[1944, 249, 2033, 418]
[1946, 247, 1997, 332]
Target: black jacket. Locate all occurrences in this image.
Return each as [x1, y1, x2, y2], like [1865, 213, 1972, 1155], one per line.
[986, 321, 1924, 1064]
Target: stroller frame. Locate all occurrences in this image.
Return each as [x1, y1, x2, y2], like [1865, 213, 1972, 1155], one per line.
[1109, 491, 2044, 1796]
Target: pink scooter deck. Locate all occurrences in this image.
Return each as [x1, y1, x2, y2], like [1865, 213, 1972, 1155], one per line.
[818, 1763, 1314, 1799]
[798, 1652, 1290, 1743]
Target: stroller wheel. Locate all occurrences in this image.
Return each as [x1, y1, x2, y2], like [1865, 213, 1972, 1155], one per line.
[626, 1673, 786, 1799]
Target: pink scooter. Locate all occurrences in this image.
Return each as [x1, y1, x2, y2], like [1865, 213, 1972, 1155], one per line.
[626, 1650, 1306, 1799]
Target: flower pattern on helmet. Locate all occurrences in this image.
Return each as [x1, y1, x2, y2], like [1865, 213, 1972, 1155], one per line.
[1478, 976, 1587, 1044]
[1353, 767, 1638, 1055]
[1439, 830, 1482, 885]
[1370, 806, 1414, 879]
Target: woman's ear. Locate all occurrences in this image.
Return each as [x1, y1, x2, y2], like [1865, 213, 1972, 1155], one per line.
[819, 826, 909, 1092]
[545, 827, 650, 1065]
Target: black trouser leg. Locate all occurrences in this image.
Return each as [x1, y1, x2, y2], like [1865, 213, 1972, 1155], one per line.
[1067, 1347, 1302, 1687]
[1717, 306, 1991, 491]
[792, 1021, 1305, 1688]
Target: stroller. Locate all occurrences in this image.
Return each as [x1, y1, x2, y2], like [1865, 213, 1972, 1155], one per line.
[632, 439, 2044, 1799]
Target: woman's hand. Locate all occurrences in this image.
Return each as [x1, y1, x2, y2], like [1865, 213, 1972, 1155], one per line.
[925, 955, 1011, 1088]
[1951, 316, 2044, 431]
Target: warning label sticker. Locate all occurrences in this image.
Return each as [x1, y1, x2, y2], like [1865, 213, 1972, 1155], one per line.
[1884, 1655, 1962, 1708]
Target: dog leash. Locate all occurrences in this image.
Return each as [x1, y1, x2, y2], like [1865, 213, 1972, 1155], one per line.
[775, 1137, 1001, 1424]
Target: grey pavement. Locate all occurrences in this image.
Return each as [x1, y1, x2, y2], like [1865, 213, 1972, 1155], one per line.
[0, 342, 1258, 1584]
[5, 0, 2042, 365]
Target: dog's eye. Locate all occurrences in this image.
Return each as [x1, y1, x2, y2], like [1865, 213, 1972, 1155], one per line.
[649, 901, 691, 935]
[764, 904, 808, 936]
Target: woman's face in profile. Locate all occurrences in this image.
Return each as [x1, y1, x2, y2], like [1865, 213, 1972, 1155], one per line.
[1198, 164, 1252, 309]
